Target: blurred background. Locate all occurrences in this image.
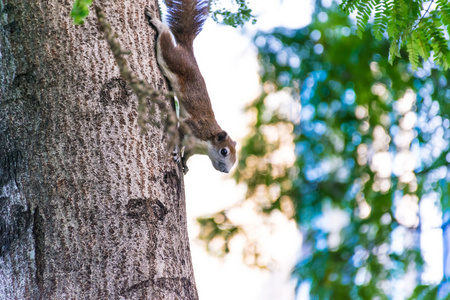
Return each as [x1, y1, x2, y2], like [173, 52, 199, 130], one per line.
[181, 0, 450, 299]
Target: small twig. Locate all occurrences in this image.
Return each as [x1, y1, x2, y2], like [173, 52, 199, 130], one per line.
[94, 5, 177, 138]
[412, 0, 435, 32]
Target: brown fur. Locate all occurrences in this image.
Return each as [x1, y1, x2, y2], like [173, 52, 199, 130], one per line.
[146, 0, 237, 173]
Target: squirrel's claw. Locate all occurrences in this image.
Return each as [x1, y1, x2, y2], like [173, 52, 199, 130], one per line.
[172, 146, 189, 174]
[171, 151, 189, 174]
[144, 7, 153, 19]
[182, 160, 189, 174]
[172, 150, 181, 163]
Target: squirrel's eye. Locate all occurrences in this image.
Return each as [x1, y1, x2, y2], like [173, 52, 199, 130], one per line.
[220, 148, 228, 157]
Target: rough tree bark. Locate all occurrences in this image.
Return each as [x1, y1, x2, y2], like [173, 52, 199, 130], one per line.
[0, 0, 198, 299]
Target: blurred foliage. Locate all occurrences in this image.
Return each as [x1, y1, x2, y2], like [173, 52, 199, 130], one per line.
[340, 0, 450, 70]
[197, 211, 241, 256]
[198, 1, 450, 299]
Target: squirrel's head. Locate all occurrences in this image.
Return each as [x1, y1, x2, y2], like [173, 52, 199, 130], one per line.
[207, 131, 237, 173]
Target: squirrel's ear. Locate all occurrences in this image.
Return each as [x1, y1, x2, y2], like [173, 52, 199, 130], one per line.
[217, 131, 228, 142]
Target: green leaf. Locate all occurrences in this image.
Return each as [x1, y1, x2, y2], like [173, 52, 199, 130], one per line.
[407, 33, 420, 70]
[355, 0, 374, 38]
[340, 0, 361, 14]
[415, 24, 432, 62]
[429, 16, 450, 69]
[436, 0, 450, 27]
[70, 0, 93, 25]
[407, 285, 431, 300]
[373, 2, 388, 40]
[388, 39, 400, 64]
[341, 0, 450, 69]
[423, 285, 439, 300]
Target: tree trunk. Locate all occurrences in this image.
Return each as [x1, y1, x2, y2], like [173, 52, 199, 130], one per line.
[0, 0, 197, 299]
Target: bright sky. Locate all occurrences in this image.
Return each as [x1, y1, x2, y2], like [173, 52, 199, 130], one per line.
[185, 1, 313, 299]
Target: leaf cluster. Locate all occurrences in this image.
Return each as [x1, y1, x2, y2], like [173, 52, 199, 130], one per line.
[340, 0, 450, 69]
[210, 0, 257, 27]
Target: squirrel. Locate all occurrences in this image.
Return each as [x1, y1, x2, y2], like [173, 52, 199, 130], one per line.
[145, 0, 237, 174]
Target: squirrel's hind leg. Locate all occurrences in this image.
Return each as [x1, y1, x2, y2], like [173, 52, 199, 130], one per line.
[145, 8, 166, 33]
[145, 8, 186, 90]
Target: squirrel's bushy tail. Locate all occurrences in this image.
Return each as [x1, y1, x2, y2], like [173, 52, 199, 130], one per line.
[165, 0, 209, 48]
